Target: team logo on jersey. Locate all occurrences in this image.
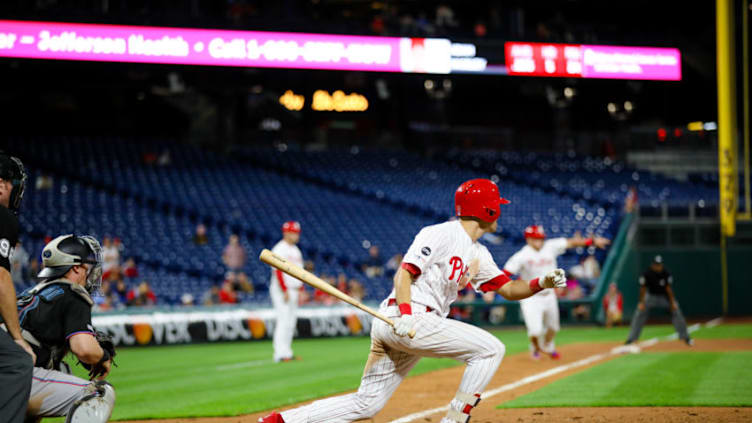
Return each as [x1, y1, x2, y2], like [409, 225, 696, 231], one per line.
[448, 256, 467, 281]
[421, 247, 431, 256]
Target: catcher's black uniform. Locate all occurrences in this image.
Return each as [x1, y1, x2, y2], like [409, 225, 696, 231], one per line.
[20, 277, 116, 418]
[0, 206, 33, 423]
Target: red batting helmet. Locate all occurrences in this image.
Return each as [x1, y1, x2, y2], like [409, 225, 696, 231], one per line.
[524, 225, 546, 239]
[454, 179, 510, 223]
[282, 221, 301, 233]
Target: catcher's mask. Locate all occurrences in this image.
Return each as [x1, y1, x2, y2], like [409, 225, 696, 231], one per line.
[38, 234, 103, 294]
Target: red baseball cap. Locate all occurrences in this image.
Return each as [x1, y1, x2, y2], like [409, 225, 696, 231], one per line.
[282, 221, 301, 233]
[524, 225, 546, 239]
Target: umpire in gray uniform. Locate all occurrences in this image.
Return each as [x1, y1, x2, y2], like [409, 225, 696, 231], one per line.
[0, 153, 34, 423]
[625, 255, 693, 345]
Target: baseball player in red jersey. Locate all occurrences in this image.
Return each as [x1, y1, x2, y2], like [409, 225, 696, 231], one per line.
[503, 225, 610, 360]
[269, 221, 303, 362]
[259, 179, 567, 423]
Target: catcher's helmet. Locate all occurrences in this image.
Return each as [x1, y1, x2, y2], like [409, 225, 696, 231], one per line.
[454, 178, 510, 223]
[38, 234, 103, 294]
[282, 221, 301, 233]
[524, 225, 546, 239]
[0, 152, 27, 215]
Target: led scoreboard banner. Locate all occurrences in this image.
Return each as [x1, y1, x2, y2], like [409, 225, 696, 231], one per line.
[0, 20, 680, 80]
[505, 42, 681, 81]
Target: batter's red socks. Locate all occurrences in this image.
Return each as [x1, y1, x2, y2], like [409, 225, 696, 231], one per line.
[258, 411, 285, 423]
[442, 391, 481, 423]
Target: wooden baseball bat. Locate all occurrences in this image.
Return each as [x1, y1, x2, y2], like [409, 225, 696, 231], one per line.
[259, 249, 415, 338]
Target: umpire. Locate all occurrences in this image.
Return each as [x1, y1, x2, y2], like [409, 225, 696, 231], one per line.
[0, 153, 34, 423]
[625, 255, 693, 345]
[20, 234, 116, 422]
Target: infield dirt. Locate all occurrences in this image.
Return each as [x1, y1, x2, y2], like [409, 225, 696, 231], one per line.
[122, 337, 752, 423]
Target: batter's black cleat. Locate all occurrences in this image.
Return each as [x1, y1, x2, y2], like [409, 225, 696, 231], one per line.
[685, 338, 695, 347]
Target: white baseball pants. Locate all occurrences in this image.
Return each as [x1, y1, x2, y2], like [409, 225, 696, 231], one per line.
[270, 282, 299, 362]
[280, 305, 506, 423]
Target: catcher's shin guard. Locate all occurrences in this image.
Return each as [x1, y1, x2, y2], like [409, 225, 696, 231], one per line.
[65, 381, 116, 423]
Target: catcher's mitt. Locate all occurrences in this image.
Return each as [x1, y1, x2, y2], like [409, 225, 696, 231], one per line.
[79, 330, 117, 380]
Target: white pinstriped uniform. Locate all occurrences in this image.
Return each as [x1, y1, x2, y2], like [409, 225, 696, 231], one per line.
[503, 238, 567, 343]
[281, 220, 510, 423]
[269, 240, 303, 362]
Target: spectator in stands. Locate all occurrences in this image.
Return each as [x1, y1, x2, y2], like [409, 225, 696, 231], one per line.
[193, 223, 209, 246]
[181, 293, 195, 307]
[35, 173, 53, 190]
[95, 295, 114, 312]
[314, 275, 338, 305]
[102, 236, 120, 278]
[385, 253, 402, 277]
[113, 237, 124, 254]
[370, 14, 385, 35]
[142, 150, 158, 165]
[624, 186, 639, 213]
[304, 260, 315, 273]
[28, 257, 40, 282]
[157, 149, 172, 166]
[234, 271, 254, 293]
[435, 4, 457, 29]
[123, 257, 139, 279]
[10, 240, 29, 288]
[94, 280, 115, 311]
[127, 281, 157, 307]
[483, 291, 508, 325]
[362, 245, 384, 278]
[218, 280, 238, 304]
[348, 278, 365, 301]
[603, 282, 623, 328]
[112, 276, 128, 304]
[202, 284, 221, 306]
[569, 254, 600, 294]
[222, 234, 246, 271]
[449, 285, 476, 322]
[336, 273, 348, 293]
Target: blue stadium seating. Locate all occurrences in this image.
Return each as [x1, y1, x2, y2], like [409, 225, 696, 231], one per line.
[11, 136, 710, 306]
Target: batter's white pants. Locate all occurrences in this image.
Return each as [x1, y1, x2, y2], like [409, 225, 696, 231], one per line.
[280, 305, 506, 423]
[520, 294, 560, 351]
[270, 282, 299, 362]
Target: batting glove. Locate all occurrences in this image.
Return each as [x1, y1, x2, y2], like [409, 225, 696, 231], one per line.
[541, 269, 567, 289]
[393, 314, 416, 338]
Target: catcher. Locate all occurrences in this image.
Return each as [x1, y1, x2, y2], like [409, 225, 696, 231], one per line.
[13, 234, 116, 422]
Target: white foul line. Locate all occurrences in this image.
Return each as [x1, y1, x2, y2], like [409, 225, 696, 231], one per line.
[387, 318, 716, 423]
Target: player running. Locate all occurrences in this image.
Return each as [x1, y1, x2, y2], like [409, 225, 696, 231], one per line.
[503, 225, 610, 360]
[259, 179, 567, 423]
[269, 221, 304, 362]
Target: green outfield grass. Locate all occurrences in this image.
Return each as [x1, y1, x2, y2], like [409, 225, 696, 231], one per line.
[498, 351, 752, 408]
[48, 322, 751, 420]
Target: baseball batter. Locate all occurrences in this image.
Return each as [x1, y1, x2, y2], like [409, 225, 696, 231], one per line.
[269, 221, 304, 362]
[503, 225, 610, 359]
[259, 179, 567, 423]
